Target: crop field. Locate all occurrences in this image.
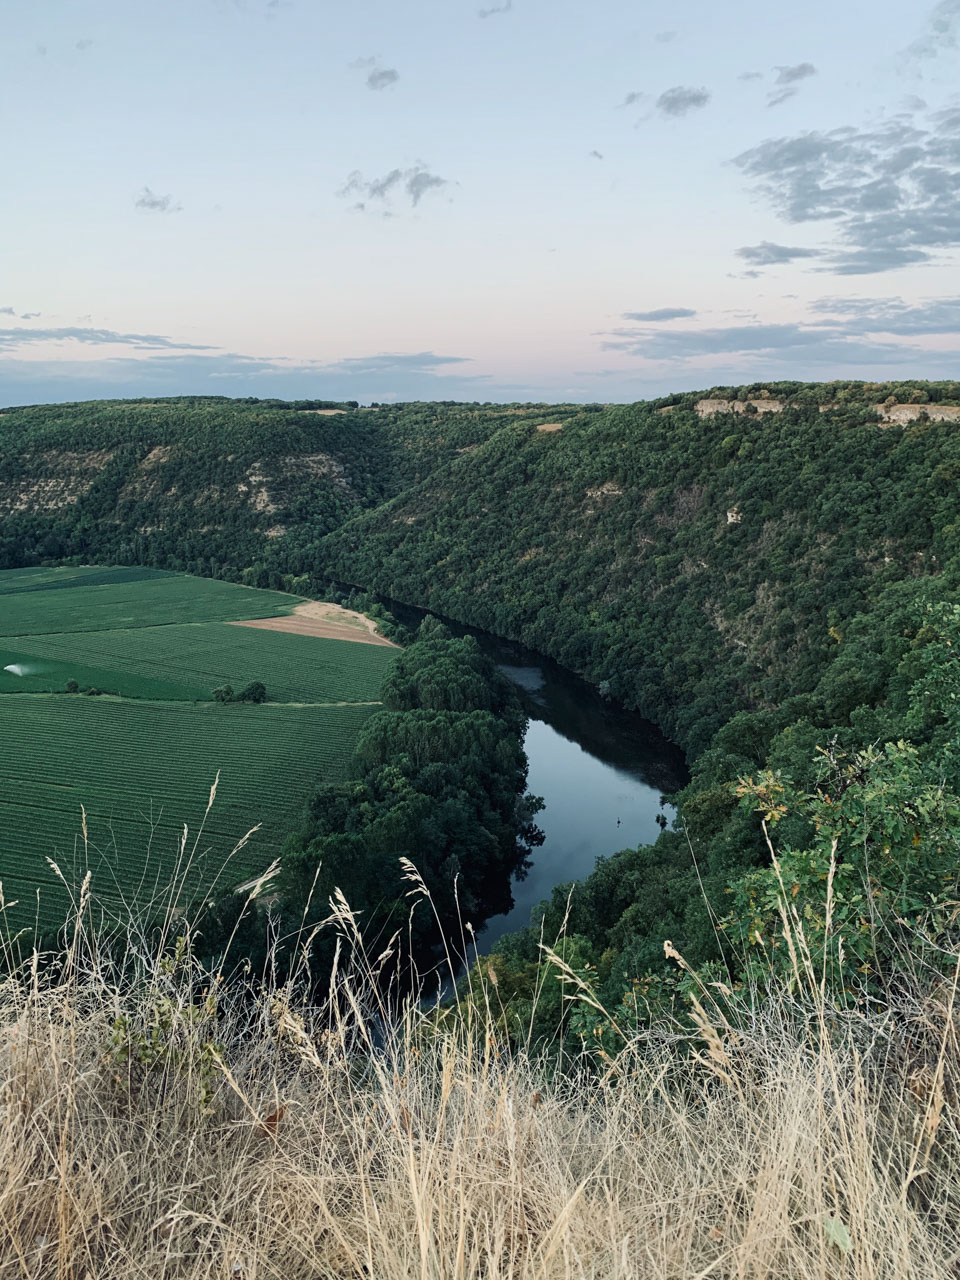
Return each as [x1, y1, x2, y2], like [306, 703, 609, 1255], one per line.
[8, 623, 395, 703]
[0, 567, 395, 936]
[0, 565, 294, 637]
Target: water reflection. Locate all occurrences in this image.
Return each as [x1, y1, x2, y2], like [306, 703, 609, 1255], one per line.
[381, 601, 688, 950]
[473, 637, 687, 948]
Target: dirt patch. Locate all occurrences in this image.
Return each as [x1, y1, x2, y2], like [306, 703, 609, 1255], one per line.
[229, 601, 398, 647]
[299, 409, 346, 416]
[142, 445, 174, 466]
[536, 423, 564, 433]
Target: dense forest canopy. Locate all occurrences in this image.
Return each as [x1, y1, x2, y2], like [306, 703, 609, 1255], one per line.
[5, 383, 960, 1017]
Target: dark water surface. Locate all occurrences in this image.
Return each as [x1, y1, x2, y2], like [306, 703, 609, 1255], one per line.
[385, 604, 688, 950]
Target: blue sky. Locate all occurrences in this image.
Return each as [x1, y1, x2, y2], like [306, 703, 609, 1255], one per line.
[3, 0, 959, 405]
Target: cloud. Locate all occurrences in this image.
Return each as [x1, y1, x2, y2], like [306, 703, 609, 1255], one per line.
[735, 241, 821, 265]
[655, 30, 677, 42]
[620, 90, 645, 107]
[0, 307, 42, 320]
[623, 307, 697, 321]
[351, 58, 399, 90]
[809, 294, 960, 334]
[0, 327, 215, 353]
[478, 0, 512, 15]
[0, 349, 492, 408]
[589, 150, 604, 159]
[323, 351, 471, 374]
[601, 320, 903, 365]
[366, 66, 399, 90]
[135, 187, 182, 214]
[739, 71, 763, 81]
[903, 0, 960, 60]
[774, 62, 817, 85]
[0, 308, 14, 317]
[766, 62, 816, 107]
[339, 164, 450, 210]
[599, 293, 960, 374]
[733, 105, 960, 273]
[656, 86, 710, 117]
[75, 38, 93, 50]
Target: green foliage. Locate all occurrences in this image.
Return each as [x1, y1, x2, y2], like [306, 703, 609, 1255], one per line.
[7, 387, 960, 1029]
[728, 738, 960, 994]
[108, 935, 223, 1112]
[273, 625, 543, 972]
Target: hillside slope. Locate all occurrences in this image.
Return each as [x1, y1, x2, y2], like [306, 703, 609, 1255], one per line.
[324, 384, 960, 753]
[6, 383, 960, 987]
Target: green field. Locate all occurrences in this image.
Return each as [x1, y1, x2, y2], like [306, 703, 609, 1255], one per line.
[0, 568, 395, 935]
[0, 566, 295, 637]
[3, 623, 395, 703]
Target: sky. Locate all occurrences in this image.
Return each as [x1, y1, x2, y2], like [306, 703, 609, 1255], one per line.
[2, 0, 960, 405]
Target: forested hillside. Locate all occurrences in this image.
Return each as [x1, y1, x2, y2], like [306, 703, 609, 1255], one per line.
[0, 397, 579, 582]
[5, 382, 960, 1015]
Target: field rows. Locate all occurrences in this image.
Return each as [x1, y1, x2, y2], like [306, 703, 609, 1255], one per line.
[0, 568, 296, 637]
[0, 698, 380, 934]
[9, 622, 396, 703]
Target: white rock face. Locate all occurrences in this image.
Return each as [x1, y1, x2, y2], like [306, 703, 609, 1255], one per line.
[874, 404, 960, 424]
[696, 399, 785, 418]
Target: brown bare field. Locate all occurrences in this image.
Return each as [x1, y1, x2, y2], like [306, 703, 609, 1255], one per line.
[230, 600, 398, 647]
[536, 422, 564, 433]
[298, 409, 346, 416]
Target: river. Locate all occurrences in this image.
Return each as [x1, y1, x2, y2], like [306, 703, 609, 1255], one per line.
[381, 604, 688, 951]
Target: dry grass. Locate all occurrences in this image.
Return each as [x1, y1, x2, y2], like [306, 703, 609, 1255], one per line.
[2, 872, 960, 1277]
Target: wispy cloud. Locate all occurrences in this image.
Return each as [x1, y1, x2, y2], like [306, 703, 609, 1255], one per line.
[351, 57, 400, 90]
[767, 62, 817, 107]
[733, 105, 960, 273]
[323, 351, 471, 374]
[478, 0, 513, 16]
[656, 86, 710, 117]
[809, 294, 960, 334]
[0, 327, 215, 352]
[135, 187, 182, 214]
[600, 293, 960, 371]
[735, 241, 820, 266]
[0, 348, 488, 407]
[338, 164, 450, 211]
[902, 0, 960, 60]
[774, 62, 817, 85]
[367, 67, 399, 90]
[623, 307, 697, 321]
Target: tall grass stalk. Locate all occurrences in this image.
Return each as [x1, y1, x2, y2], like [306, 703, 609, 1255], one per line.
[2, 833, 960, 1278]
